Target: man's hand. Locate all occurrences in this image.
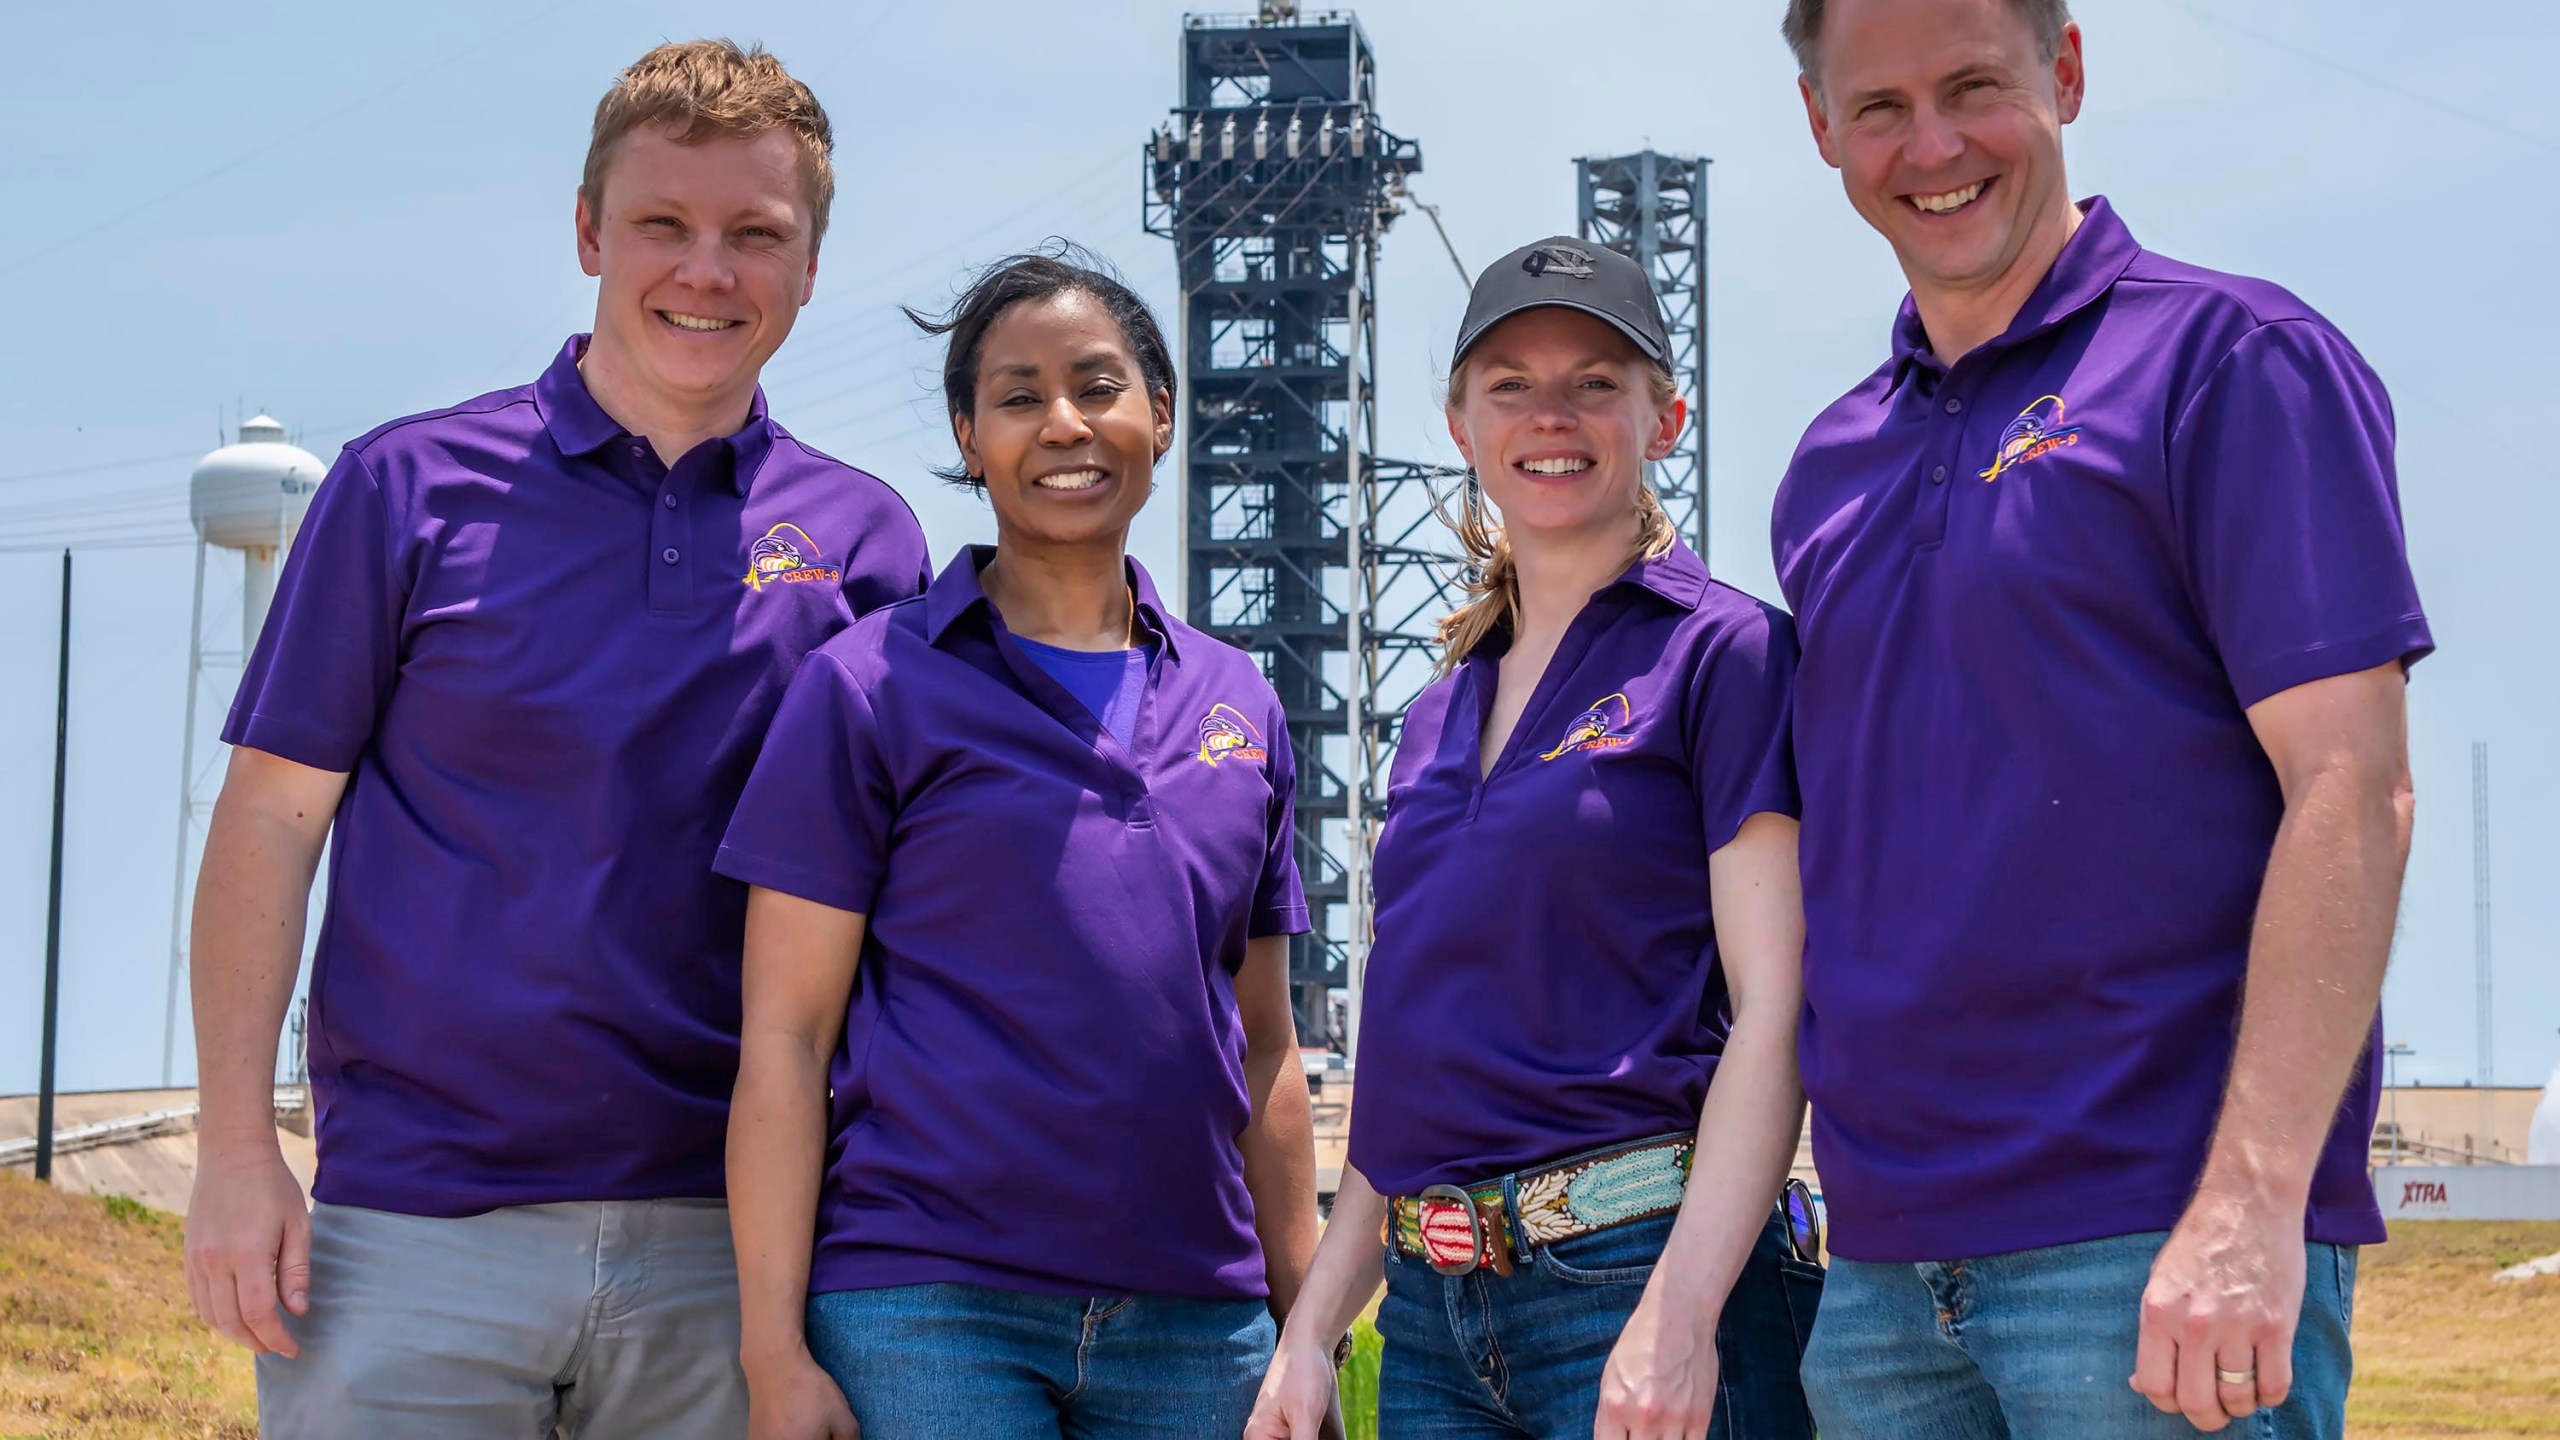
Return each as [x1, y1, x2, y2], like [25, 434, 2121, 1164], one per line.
[2131, 1189, 2304, 1431]
[2130, 660, 2411, 1431]
[1595, 1283, 1720, 1440]
[1243, 1332, 1340, 1440]
[183, 1144, 311, 1356]
[744, 1349, 861, 1440]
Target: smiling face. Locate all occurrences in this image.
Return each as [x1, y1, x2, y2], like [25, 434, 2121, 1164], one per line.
[1445, 307, 1683, 549]
[956, 290, 1173, 553]
[575, 124, 818, 417]
[1801, 0, 2083, 306]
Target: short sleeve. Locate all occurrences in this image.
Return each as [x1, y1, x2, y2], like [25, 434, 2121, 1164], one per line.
[1687, 602, 1802, 854]
[839, 502, 932, 618]
[713, 650, 898, 915]
[2168, 320, 2433, 708]
[219, 447, 403, 772]
[1249, 704, 1310, 939]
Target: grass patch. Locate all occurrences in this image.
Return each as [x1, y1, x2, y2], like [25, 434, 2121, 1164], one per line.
[1338, 1316, 1383, 1440]
[2346, 1220, 2560, 1439]
[0, 1172, 256, 1440]
[1, 1169, 2548, 1438]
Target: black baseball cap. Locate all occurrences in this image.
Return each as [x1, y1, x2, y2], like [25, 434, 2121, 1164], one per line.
[1451, 236, 1670, 370]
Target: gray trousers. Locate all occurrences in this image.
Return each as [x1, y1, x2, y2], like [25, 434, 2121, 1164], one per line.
[258, 1198, 747, 1439]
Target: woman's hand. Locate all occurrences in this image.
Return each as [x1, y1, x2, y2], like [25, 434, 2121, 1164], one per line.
[1243, 1332, 1338, 1440]
[745, 1350, 861, 1440]
[1595, 1284, 1720, 1440]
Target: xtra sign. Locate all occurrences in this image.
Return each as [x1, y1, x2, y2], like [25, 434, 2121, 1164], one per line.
[2373, 1165, 2560, 1221]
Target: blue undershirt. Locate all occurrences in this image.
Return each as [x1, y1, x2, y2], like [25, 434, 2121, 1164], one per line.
[1012, 635, 1153, 747]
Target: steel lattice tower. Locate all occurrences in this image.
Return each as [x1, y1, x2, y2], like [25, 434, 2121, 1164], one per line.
[1577, 152, 1711, 555]
[1144, 6, 1430, 1044]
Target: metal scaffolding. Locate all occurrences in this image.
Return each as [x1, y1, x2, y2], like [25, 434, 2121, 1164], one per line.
[1577, 151, 1711, 555]
[1144, 7, 1447, 1045]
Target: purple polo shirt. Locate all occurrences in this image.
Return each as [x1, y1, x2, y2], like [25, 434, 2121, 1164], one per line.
[1772, 199, 2431, 1261]
[225, 336, 930, 1217]
[713, 547, 1309, 1300]
[1348, 541, 1800, 1197]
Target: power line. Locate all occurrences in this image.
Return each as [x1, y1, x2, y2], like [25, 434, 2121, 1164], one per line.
[0, 448, 213, 487]
[0, 536, 195, 555]
[2170, 1, 2560, 156]
[798, 3, 906, 85]
[0, 0, 589, 278]
[2, 419, 370, 491]
[780, 144, 1136, 349]
[770, 170, 1143, 388]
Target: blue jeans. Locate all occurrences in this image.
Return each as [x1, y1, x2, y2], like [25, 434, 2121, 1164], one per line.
[804, 1282, 1274, 1439]
[1378, 1209, 1820, 1438]
[1803, 1231, 2358, 1440]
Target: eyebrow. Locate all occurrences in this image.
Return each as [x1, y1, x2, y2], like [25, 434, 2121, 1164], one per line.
[987, 349, 1130, 380]
[1843, 59, 2003, 108]
[1472, 350, 1623, 373]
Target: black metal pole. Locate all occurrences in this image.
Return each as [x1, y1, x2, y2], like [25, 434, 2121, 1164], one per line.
[35, 549, 70, 1183]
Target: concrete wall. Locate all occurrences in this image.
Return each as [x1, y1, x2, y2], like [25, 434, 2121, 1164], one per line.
[0, 1087, 315, 1215]
[2372, 1085, 2541, 1166]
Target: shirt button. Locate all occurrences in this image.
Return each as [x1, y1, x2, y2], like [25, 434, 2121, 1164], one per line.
[1931, 464, 1947, 484]
[1944, 397, 1963, 415]
[661, 547, 680, 565]
[662, 493, 679, 509]
[629, 441, 648, 458]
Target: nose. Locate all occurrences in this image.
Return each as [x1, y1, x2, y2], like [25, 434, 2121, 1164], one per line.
[1038, 394, 1093, 446]
[672, 229, 737, 292]
[1527, 394, 1580, 433]
[1904, 102, 1965, 172]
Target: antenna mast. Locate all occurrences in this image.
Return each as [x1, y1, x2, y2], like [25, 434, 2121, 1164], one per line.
[2473, 740, 2494, 1155]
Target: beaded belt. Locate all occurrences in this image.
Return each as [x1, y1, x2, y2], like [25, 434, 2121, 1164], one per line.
[1384, 1132, 1695, 1277]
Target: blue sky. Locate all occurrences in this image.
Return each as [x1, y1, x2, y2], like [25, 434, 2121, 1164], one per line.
[3, 0, 2554, 1096]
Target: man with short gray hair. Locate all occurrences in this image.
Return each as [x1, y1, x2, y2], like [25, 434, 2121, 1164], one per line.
[1771, 0, 2426, 1435]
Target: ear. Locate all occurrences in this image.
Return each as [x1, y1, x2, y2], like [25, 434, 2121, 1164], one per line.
[2052, 22, 2086, 125]
[953, 412, 983, 484]
[575, 191, 604, 278]
[1444, 402, 1477, 472]
[801, 238, 820, 307]
[1800, 75, 1842, 170]
[1151, 386, 1175, 461]
[1647, 395, 1688, 463]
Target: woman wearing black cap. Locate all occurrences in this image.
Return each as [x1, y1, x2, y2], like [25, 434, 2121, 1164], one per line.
[1245, 239, 1819, 1439]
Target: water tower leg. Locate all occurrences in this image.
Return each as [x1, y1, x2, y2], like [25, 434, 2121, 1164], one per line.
[164, 540, 207, 1088]
[242, 545, 279, 658]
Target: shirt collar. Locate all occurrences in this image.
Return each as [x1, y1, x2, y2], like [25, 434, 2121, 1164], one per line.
[923, 544, 1184, 662]
[531, 334, 777, 495]
[1610, 536, 1711, 610]
[1459, 536, 1711, 674]
[1885, 196, 2141, 398]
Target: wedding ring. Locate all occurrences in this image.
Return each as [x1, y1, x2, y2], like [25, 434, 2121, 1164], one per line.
[2215, 1367, 2257, 1386]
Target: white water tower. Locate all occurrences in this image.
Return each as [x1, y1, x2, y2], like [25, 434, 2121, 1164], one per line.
[191, 414, 322, 652]
[162, 415, 325, 1083]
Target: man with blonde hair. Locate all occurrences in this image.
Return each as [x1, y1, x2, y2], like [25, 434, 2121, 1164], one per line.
[181, 39, 928, 1437]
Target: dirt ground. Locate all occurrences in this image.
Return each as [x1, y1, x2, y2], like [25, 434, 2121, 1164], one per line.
[0, 1171, 2551, 1439]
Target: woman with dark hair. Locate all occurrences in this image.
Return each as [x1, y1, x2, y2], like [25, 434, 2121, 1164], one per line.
[719, 248, 1320, 1439]
[1247, 238, 1820, 1439]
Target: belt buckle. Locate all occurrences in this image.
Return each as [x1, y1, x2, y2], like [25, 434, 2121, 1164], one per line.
[1416, 1184, 1485, 1276]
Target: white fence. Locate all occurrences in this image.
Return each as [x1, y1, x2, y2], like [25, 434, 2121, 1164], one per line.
[2374, 1164, 2560, 1221]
